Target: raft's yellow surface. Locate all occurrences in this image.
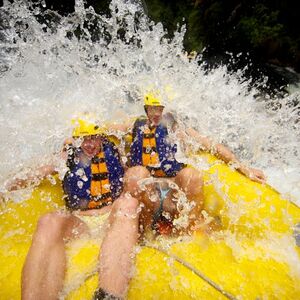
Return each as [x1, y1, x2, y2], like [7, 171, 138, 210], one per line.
[1, 154, 300, 299]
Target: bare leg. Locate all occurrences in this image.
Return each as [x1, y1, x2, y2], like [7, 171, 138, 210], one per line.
[99, 194, 139, 297]
[164, 167, 204, 230]
[123, 166, 160, 228]
[22, 211, 88, 300]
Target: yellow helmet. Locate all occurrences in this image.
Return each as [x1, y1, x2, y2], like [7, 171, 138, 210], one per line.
[72, 118, 103, 138]
[144, 92, 164, 107]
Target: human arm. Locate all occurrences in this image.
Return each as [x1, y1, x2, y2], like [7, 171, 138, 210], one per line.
[5, 163, 57, 192]
[184, 128, 266, 184]
[4, 138, 74, 192]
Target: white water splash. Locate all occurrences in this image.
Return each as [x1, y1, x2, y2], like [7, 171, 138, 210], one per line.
[0, 0, 299, 206]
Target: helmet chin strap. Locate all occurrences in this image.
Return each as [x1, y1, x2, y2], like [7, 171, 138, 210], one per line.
[144, 105, 148, 114]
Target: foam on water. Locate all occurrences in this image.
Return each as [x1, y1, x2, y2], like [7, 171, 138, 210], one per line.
[0, 0, 300, 292]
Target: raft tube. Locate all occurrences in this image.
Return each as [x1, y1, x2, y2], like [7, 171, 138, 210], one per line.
[1, 153, 299, 299]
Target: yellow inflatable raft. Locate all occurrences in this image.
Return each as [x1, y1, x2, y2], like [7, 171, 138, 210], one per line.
[1, 153, 300, 299]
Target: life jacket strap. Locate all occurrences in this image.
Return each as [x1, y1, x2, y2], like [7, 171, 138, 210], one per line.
[143, 146, 157, 154]
[92, 157, 106, 163]
[92, 172, 109, 181]
[92, 192, 112, 201]
[143, 133, 155, 138]
[88, 192, 113, 209]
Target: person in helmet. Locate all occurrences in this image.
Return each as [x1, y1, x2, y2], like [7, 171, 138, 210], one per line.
[9, 117, 141, 300]
[111, 92, 266, 233]
[126, 93, 204, 232]
[130, 93, 186, 178]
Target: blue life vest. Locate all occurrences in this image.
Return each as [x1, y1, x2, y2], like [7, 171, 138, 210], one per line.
[63, 139, 124, 210]
[130, 118, 185, 177]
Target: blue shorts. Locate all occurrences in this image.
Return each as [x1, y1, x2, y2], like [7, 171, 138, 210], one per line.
[152, 185, 171, 227]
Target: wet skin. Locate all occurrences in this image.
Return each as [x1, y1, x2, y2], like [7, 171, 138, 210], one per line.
[80, 135, 102, 158]
[145, 105, 164, 127]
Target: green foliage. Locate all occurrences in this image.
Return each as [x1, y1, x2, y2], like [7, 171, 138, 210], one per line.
[143, 0, 300, 71]
[237, 4, 284, 47]
[185, 9, 205, 52]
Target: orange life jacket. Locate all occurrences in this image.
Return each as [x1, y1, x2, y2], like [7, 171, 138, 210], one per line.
[89, 151, 112, 209]
[141, 126, 167, 177]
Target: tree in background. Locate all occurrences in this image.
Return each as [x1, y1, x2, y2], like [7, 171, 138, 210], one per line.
[144, 0, 300, 72]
